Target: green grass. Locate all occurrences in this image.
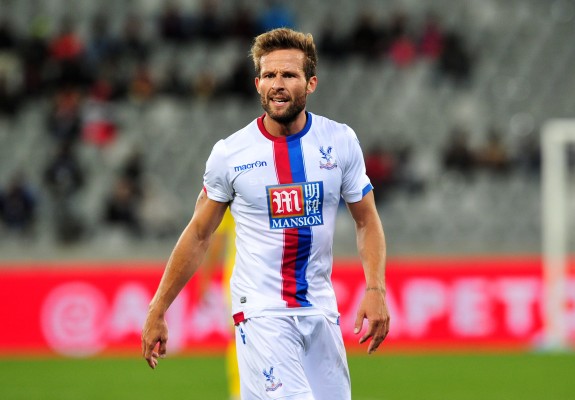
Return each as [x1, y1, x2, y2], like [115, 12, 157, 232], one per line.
[1, 353, 574, 400]
[349, 352, 575, 400]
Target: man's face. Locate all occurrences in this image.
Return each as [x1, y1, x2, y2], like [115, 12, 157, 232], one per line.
[255, 49, 317, 124]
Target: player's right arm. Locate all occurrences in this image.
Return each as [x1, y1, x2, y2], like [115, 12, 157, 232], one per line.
[141, 189, 228, 369]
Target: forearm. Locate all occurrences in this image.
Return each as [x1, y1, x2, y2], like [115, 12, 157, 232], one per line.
[148, 223, 212, 316]
[356, 218, 387, 291]
[352, 201, 391, 354]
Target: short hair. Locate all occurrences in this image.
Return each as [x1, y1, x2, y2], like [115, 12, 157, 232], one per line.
[250, 28, 318, 81]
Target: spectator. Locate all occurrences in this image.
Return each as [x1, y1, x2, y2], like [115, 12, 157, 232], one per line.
[161, 57, 192, 98]
[85, 13, 120, 72]
[389, 33, 417, 68]
[476, 128, 511, 174]
[0, 17, 23, 118]
[318, 19, 348, 60]
[44, 142, 85, 199]
[121, 147, 145, 198]
[437, 30, 472, 86]
[348, 12, 384, 60]
[82, 79, 118, 147]
[43, 142, 85, 243]
[49, 17, 88, 87]
[158, 1, 189, 43]
[129, 61, 156, 104]
[196, 0, 224, 42]
[118, 14, 150, 62]
[0, 18, 17, 51]
[20, 17, 50, 97]
[388, 10, 409, 42]
[516, 131, 541, 175]
[228, 3, 257, 42]
[0, 72, 22, 119]
[0, 172, 37, 234]
[103, 177, 142, 236]
[442, 127, 476, 175]
[46, 86, 82, 145]
[394, 143, 425, 195]
[419, 12, 444, 60]
[365, 145, 397, 202]
[218, 58, 254, 99]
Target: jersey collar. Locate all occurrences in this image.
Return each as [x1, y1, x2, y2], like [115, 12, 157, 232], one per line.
[257, 111, 312, 142]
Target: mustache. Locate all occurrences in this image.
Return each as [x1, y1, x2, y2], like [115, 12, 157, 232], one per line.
[267, 90, 290, 99]
[268, 95, 290, 100]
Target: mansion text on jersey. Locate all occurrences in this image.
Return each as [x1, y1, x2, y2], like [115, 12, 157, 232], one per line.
[271, 215, 323, 229]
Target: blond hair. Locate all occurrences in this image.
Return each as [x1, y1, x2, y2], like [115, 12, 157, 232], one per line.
[250, 28, 318, 80]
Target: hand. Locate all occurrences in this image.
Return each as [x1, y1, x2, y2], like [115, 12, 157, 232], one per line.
[354, 288, 390, 354]
[141, 312, 168, 369]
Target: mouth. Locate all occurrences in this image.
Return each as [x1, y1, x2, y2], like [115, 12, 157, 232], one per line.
[269, 95, 290, 106]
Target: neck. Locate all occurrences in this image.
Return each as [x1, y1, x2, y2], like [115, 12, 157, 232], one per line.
[263, 111, 307, 137]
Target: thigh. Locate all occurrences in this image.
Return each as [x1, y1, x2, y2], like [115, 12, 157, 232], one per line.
[235, 316, 315, 400]
[301, 316, 351, 400]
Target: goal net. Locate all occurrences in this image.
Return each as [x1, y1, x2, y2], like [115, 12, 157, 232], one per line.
[542, 119, 575, 349]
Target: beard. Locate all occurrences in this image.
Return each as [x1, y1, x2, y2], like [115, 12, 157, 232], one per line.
[260, 91, 307, 125]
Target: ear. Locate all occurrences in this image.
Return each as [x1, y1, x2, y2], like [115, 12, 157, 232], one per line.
[306, 76, 317, 94]
[254, 76, 260, 94]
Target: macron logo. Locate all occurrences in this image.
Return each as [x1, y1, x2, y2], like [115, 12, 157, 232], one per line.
[234, 160, 268, 172]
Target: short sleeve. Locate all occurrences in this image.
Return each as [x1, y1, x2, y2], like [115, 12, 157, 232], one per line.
[203, 140, 234, 202]
[340, 127, 373, 203]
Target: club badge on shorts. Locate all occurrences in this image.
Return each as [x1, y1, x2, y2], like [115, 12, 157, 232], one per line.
[263, 366, 283, 392]
[266, 181, 324, 229]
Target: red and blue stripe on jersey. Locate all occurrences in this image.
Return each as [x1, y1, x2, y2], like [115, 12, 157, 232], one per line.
[258, 113, 313, 308]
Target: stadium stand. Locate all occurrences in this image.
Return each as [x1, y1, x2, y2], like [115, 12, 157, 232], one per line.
[0, 0, 574, 259]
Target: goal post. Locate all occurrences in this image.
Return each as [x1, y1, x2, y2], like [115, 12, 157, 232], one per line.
[541, 119, 575, 349]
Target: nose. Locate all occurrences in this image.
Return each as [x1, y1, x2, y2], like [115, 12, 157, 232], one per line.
[272, 76, 284, 90]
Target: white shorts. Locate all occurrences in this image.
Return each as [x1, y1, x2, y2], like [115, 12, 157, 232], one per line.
[235, 314, 351, 400]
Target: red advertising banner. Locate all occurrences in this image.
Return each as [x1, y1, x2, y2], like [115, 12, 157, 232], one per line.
[1, 257, 574, 357]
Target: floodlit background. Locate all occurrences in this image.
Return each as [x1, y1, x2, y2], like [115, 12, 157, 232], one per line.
[1, 0, 574, 399]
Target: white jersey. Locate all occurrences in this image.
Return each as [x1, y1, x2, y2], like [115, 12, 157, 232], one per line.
[203, 112, 372, 323]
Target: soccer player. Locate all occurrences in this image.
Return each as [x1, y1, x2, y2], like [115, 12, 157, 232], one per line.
[142, 28, 390, 400]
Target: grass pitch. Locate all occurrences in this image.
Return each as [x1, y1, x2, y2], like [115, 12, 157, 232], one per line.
[1, 353, 573, 400]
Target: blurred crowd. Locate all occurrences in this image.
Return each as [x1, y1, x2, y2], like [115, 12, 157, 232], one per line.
[0, 1, 475, 120]
[0, 1, 542, 245]
[0, 0, 298, 242]
[319, 9, 473, 85]
[364, 123, 541, 204]
[0, 0, 299, 120]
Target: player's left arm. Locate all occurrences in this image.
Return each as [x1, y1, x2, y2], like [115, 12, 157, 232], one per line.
[347, 190, 390, 354]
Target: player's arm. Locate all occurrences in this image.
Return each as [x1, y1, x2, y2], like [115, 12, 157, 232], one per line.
[197, 227, 226, 300]
[347, 190, 390, 354]
[142, 190, 228, 369]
